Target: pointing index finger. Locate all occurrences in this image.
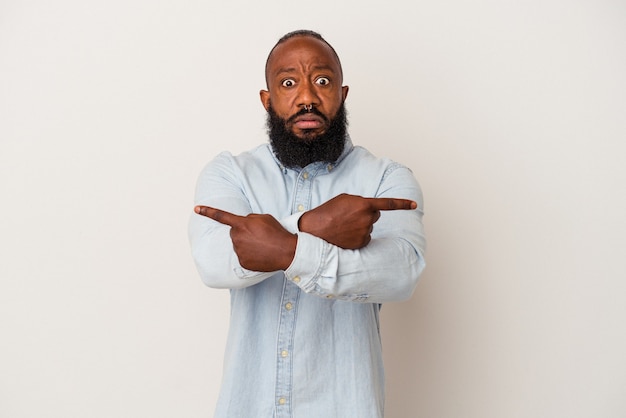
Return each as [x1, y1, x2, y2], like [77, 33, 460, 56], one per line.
[194, 205, 243, 226]
[367, 198, 417, 211]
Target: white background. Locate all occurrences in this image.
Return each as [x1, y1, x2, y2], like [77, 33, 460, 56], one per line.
[1, 1, 625, 417]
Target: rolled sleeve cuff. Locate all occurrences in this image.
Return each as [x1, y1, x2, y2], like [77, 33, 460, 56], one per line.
[280, 212, 306, 234]
[284, 232, 335, 293]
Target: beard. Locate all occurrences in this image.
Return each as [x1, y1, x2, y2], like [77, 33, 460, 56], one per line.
[266, 103, 348, 168]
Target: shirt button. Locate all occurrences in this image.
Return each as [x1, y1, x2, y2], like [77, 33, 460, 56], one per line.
[297, 204, 305, 212]
[326, 294, 334, 299]
[278, 398, 286, 405]
[327, 164, 333, 171]
[285, 302, 293, 310]
[281, 350, 289, 358]
[302, 172, 309, 179]
[292, 276, 301, 283]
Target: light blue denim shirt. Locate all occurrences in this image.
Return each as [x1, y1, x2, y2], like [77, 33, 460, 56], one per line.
[189, 137, 426, 418]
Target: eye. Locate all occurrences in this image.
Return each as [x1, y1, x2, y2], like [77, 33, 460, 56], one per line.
[315, 77, 330, 86]
[282, 79, 295, 87]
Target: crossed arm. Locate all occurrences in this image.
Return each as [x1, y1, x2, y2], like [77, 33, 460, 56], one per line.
[194, 193, 417, 272]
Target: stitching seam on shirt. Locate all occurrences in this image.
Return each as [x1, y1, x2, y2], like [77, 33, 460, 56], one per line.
[302, 238, 329, 293]
[379, 161, 404, 186]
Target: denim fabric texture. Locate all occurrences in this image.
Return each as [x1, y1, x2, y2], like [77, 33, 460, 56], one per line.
[189, 137, 426, 418]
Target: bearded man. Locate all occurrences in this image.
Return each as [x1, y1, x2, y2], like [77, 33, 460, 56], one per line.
[189, 30, 426, 418]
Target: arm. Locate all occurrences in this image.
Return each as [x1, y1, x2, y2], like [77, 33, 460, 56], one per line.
[193, 194, 416, 272]
[189, 152, 425, 299]
[188, 152, 300, 289]
[285, 165, 426, 303]
[298, 193, 416, 249]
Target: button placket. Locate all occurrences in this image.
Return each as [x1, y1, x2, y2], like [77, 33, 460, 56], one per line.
[274, 280, 300, 417]
[274, 167, 313, 417]
[293, 168, 313, 217]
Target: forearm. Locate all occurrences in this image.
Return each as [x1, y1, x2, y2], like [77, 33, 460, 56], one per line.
[284, 211, 426, 303]
[188, 215, 272, 288]
[189, 210, 306, 289]
[189, 151, 306, 288]
[285, 165, 426, 302]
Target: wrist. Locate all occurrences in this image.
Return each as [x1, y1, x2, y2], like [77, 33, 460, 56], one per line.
[280, 233, 298, 270]
[297, 212, 306, 232]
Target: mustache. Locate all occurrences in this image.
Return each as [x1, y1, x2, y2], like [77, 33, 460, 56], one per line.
[286, 106, 329, 124]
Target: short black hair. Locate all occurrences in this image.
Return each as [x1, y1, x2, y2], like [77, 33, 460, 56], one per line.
[264, 30, 343, 87]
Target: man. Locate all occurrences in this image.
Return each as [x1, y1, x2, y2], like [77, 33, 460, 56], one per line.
[189, 30, 426, 418]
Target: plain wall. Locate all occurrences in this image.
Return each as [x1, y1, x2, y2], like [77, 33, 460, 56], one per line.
[1, 1, 624, 417]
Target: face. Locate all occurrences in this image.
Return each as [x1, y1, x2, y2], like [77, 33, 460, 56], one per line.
[260, 36, 349, 139]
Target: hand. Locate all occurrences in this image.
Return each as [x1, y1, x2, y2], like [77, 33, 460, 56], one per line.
[194, 206, 297, 272]
[298, 193, 417, 249]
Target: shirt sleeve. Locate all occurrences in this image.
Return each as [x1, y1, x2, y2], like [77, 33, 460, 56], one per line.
[188, 152, 304, 289]
[284, 164, 426, 303]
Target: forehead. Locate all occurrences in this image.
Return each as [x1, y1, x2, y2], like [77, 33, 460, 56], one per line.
[266, 36, 342, 81]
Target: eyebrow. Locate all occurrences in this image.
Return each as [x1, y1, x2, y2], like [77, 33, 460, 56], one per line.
[273, 65, 337, 78]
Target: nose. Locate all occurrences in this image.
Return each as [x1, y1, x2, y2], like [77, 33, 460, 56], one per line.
[296, 80, 320, 108]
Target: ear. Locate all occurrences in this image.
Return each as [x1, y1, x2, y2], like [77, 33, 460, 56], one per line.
[260, 90, 270, 111]
[341, 85, 349, 102]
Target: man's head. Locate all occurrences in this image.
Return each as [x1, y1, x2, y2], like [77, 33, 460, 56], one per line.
[260, 30, 350, 168]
